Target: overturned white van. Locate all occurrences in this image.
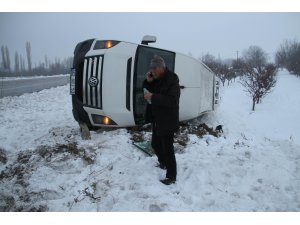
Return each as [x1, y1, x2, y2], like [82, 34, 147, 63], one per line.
[70, 36, 219, 131]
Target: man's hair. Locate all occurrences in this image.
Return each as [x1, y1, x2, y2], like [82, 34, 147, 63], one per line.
[150, 55, 166, 69]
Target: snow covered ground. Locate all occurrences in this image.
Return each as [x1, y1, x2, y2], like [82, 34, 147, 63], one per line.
[0, 69, 299, 211]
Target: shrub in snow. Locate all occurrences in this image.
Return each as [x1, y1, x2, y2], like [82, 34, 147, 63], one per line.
[240, 64, 277, 111]
[239, 46, 277, 111]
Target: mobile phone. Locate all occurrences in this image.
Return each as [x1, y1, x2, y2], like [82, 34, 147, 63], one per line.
[143, 88, 152, 104]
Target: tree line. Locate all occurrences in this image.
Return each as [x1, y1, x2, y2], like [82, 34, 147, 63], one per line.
[0, 42, 73, 77]
[275, 39, 300, 77]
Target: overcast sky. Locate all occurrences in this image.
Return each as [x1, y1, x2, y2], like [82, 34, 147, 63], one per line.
[0, 13, 300, 66]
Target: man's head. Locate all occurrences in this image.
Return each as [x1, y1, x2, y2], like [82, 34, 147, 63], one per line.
[150, 55, 166, 78]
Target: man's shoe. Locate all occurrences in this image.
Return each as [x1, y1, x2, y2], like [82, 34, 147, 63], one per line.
[155, 162, 166, 170]
[160, 178, 176, 185]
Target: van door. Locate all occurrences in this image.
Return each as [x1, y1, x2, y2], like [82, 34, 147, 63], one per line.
[133, 46, 175, 125]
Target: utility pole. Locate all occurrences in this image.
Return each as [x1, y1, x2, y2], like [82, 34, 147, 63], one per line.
[236, 51, 239, 62]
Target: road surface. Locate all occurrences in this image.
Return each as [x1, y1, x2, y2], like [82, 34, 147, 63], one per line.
[0, 75, 69, 98]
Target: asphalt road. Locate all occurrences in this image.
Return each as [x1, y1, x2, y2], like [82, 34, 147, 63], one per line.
[0, 75, 70, 98]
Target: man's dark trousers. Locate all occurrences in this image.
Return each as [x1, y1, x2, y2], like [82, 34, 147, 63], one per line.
[152, 126, 177, 180]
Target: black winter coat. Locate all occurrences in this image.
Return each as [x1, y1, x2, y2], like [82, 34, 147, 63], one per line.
[143, 68, 180, 136]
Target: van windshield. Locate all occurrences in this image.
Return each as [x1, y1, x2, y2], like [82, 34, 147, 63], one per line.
[133, 46, 175, 125]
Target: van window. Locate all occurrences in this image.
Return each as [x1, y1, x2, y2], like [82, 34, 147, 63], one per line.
[133, 46, 175, 124]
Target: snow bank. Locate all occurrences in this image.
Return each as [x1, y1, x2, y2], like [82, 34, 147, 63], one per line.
[0, 70, 299, 211]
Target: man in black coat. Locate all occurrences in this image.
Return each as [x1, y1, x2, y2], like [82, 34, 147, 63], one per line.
[143, 55, 180, 185]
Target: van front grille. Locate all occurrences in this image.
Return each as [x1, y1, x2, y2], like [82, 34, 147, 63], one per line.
[82, 55, 103, 109]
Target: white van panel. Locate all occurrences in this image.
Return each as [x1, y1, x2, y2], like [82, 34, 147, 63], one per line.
[199, 67, 214, 113]
[175, 53, 202, 120]
[175, 53, 201, 87]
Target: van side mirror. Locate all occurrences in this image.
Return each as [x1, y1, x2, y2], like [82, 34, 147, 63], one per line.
[141, 35, 157, 45]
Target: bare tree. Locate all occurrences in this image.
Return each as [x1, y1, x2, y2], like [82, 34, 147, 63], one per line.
[1, 45, 6, 70]
[216, 63, 229, 86]
[240, 64, 277, 111]
[45, 55, 48, 69]
[276, 40, 300, 77]
[243, 45, 267, 71]
[5, 46, 11, 72]
[20, 54, 26, 73]
[240, 46, 277, 111]
[19, 54, 24, 72]
[14, 51, 20, 74]
[26, 41, 32, 72]
[22, 55, 25, 72]
[19, 54, 22, 72]
[202, 53, 218, 72]
[63, 56, 73, 69]
[202, 53, 231, 86]
[226, 70, 236, 85]
[256, 64, 277, 103]
[275, 40, 289, 69]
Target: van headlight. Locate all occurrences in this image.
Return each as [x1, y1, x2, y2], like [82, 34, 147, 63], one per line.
[93, 40, 120, 50]
[91, 114, 117, 125]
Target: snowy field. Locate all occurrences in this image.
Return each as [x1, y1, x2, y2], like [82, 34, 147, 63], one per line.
[0, 70, 299, 211]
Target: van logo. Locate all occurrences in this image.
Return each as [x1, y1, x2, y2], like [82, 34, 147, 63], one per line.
[89, 77, 98, 87]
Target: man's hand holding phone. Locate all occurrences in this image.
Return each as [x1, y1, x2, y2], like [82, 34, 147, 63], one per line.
[146, 71, 154, 82]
